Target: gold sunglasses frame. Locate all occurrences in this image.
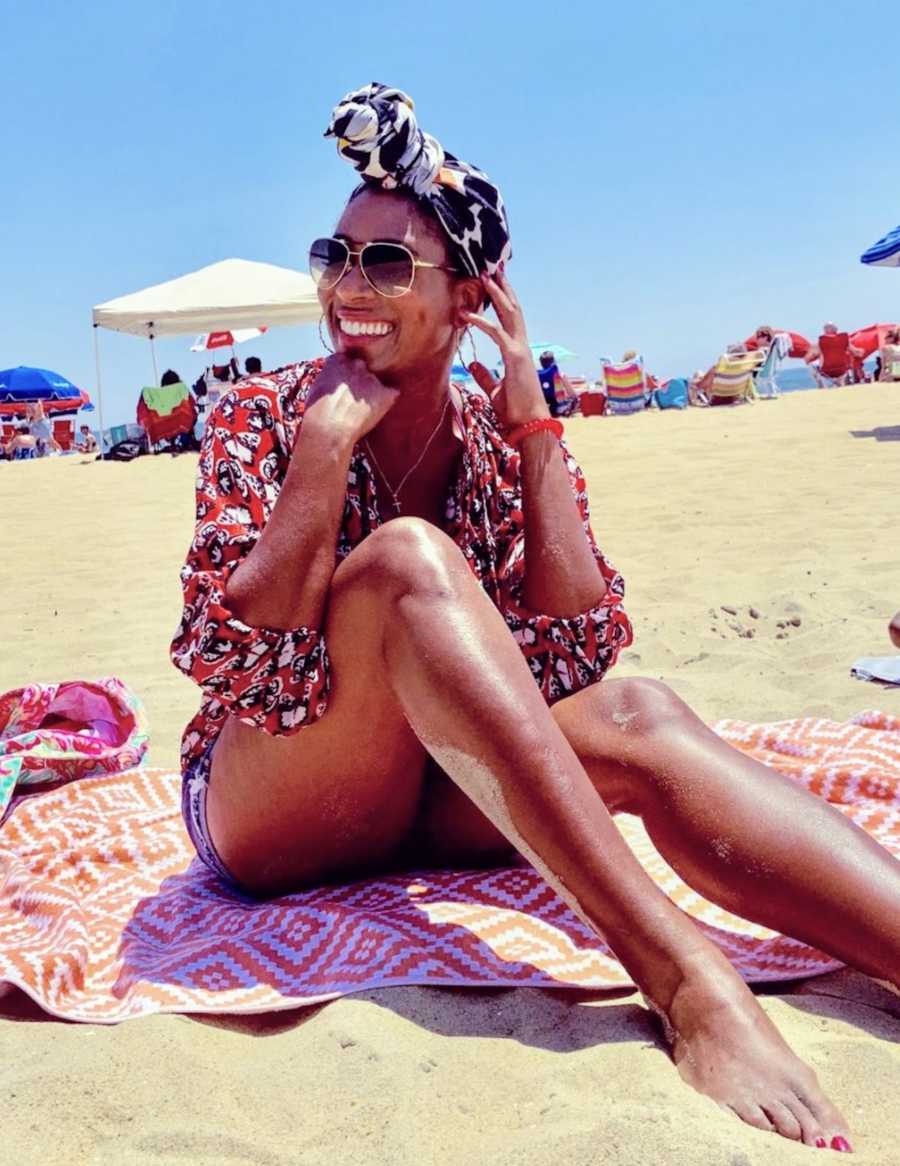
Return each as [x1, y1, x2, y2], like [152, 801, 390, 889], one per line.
[310, 238, 460, 298]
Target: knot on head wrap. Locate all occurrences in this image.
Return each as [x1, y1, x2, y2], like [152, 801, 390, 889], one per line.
[325, 82, 512, 280]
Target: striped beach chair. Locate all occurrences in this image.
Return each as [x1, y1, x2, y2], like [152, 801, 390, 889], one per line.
[602, 360, 648, 414]
[707, 351, 764, 404]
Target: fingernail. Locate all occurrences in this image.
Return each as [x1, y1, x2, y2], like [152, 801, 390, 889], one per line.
[815, 1137, 827, 1148]
[831, 1135, 852, 1152]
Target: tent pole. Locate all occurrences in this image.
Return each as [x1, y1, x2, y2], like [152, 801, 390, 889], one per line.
[92, 323, 107, 457]
[149, 329, 160, 385]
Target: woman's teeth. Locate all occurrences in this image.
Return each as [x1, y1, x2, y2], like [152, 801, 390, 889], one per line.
[339, 320, 394, 337]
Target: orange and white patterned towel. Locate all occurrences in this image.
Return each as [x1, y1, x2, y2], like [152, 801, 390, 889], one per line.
[1, 711, 899, 1023]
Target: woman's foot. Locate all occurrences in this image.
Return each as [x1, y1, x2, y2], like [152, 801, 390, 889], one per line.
[659, 959, 851, 1149]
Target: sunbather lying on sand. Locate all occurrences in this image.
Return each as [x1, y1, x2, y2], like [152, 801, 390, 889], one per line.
[170, 84, 900, 1153]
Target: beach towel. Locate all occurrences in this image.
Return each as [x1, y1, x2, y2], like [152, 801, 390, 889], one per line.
[653, 378, 688, 410]
[137, 385, 197, 447]
[140, 383, 190, 417]
[603, 360, 648, 415]
[2, 706, 899, 1023]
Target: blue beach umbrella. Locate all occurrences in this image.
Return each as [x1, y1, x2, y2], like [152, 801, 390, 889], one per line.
[861, 223, 900, 268]
[0, 365, 90, 411]
[529, 342, 576, 363]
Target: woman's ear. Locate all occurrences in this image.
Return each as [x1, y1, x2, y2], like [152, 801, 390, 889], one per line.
[453, 277, 484, 326]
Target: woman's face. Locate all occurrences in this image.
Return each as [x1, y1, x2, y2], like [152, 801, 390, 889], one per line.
[319, 188, 481, 380]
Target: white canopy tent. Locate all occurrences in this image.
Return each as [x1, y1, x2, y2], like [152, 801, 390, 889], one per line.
[91, 258, 320, 443]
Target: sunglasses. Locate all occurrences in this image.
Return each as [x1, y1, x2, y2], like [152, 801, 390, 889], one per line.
[309, 237, 460, 298]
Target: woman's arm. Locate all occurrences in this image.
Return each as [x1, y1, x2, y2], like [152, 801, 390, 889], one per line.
[226, 355, 398, 631]
[464, 271, 607, 616]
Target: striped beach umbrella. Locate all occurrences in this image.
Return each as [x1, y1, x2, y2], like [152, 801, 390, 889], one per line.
[861, 223, 900, 268]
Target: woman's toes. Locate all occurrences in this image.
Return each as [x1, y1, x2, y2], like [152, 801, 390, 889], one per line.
[762, 1100, 803, 1142]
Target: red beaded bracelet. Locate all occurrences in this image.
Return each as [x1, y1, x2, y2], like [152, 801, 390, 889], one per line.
[505, 418, 564, 448]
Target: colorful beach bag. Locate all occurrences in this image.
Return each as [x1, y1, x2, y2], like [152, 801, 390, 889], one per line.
[0, 678, 149, 820]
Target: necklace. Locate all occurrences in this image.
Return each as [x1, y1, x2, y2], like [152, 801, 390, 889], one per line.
[364, 396, 451, 515]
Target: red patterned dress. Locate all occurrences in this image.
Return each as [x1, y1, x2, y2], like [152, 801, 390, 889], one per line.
[172, 361, 633, 772]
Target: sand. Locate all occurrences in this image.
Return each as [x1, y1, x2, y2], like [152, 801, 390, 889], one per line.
[2, 383, 899, 1164]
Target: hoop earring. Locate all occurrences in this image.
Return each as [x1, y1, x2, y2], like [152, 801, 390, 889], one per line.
[457, 326, 478, 371]
[318, 314, 334, 355]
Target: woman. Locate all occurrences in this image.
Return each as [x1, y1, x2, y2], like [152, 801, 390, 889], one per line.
[878, 328, 900, 382]
[171, 84, 900, 1151]
[26, 400, 61, 455]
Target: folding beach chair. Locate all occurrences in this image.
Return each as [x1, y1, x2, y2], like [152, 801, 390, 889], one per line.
[603, 360, 649, 414]
[706, 351, 764, 404]
[817, 333, 852, 385]
[52, 417, 75, 450]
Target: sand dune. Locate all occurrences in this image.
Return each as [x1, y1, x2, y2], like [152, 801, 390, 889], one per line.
[2, 383, 899, 1164]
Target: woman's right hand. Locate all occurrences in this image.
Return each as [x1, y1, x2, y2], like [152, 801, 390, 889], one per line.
[301, 355, 399, 446]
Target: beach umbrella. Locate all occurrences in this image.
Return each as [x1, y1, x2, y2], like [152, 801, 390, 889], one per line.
[861, 224, 900, 268]
[190, 326, 268, 352]
[743, 330, 811, 358]
[0, 365, 92, 418]
[848, 323, 900, 358]
[529, 342, 576, 363]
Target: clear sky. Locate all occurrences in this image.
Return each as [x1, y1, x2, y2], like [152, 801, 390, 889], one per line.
[4, 0, 898, 426]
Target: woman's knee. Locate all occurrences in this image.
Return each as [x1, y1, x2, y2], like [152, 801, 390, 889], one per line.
[335, 517, 469, 604]
[561, 676, 694, 739]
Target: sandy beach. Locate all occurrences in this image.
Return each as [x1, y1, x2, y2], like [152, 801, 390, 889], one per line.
[2, 383, 900, 1165]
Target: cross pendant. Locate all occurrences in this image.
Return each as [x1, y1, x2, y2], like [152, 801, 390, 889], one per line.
[391, 498, 402, 514]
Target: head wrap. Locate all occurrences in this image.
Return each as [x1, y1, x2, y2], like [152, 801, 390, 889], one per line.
[325, 83, 512, 280]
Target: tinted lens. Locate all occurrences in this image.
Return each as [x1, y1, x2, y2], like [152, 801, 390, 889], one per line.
[361, 243, 415, 297]
[309, 238, 348, 289]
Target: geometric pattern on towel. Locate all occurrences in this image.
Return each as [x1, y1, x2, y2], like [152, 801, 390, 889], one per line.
[1, 711, 899, 1024]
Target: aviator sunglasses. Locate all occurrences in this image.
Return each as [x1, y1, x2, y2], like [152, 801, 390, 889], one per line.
[309, 236, 460, 298]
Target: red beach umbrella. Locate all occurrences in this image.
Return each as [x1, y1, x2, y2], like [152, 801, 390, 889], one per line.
[743, 330, 811, 358]
[848, 323, 900, 358]
[190, 327, 267, 352]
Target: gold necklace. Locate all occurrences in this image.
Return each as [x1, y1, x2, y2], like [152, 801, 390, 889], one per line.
[364, 396, 451, 515]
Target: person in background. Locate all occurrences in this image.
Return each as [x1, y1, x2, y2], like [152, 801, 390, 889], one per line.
[76, 424, 98, 453]
[160, 368, 183, 387]
[688, 368, 709, 407]
[878, 328, 900, 383]
[806, 323, 863, 388]
[244, 356, 263, 376]
[4, 421, 38, 460]
[537, 350, 578, 417]
[26, 400, 61, 455]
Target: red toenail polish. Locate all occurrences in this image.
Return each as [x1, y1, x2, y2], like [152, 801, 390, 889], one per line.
[815, 1137, 827, 1148]
[831, 1136, 852, 1152]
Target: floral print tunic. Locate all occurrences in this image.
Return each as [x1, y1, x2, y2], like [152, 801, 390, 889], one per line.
[172, 361, 633, 770]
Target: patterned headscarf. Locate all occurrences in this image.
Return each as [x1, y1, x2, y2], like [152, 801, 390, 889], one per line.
[325, 83, 512, 280]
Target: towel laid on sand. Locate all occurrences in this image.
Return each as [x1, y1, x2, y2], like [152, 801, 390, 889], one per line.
[2, 707, 900, 1023]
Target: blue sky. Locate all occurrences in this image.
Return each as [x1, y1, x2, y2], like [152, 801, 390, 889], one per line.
[4, 0, 898, 426]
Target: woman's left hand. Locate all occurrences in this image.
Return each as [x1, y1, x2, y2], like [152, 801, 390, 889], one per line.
[462, 271, 550, 428]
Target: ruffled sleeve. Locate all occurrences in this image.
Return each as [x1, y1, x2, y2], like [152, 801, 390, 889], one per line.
[170, 365, 331, 735]
[497, 441, 633, 704]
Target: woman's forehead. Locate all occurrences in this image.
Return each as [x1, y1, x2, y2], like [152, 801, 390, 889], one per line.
[335, 190, 447, 258]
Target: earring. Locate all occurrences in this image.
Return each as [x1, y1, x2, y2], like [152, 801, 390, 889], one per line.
[457, 326, 478, 370]
[318, 314, 334, 355]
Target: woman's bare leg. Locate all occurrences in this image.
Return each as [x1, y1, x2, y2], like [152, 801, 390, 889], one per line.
[209, 518, 847, 1147]
[553, 678, 900, 985]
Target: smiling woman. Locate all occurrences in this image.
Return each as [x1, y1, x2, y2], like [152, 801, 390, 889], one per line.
[169, 82, 900, 1153]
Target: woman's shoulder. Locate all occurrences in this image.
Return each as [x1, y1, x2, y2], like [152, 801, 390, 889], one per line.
[215, 360, 325, 421]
